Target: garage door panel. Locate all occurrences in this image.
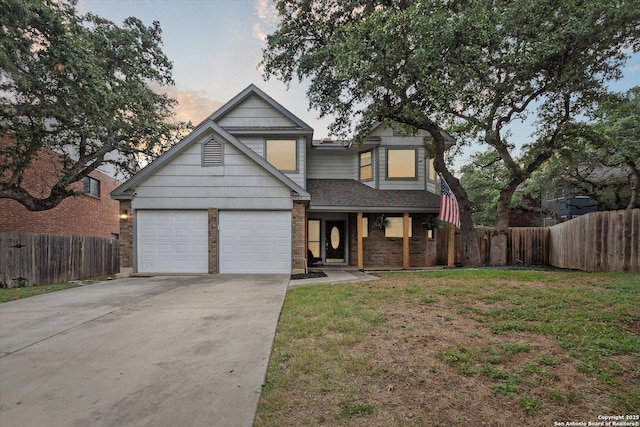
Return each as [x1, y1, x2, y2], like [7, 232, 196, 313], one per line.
[219, 211, 291, 274]
[137, 210, 208, 274]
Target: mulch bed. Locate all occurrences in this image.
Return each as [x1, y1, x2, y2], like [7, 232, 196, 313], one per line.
[290, 271, 328, 280]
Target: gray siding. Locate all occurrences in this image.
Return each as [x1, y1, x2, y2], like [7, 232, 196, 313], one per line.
[131, 133, 293, 210]
[305, 124, 439, 194]
[306, 148, 356, 180]
[217, 94, 298, 128]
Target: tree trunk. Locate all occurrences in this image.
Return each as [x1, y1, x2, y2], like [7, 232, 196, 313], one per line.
[627, 165, 639, 210]
[427, 124, 482, 267]
[490, 182, 519, 265]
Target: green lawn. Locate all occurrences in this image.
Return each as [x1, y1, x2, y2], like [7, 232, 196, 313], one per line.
[0, 276, 110, 303]
[256, 270, 640, 426]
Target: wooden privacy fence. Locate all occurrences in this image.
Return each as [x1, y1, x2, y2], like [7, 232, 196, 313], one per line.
[437, 227, 550, 267]
[549, 209, 639, 273]
[436, 209, 638, 273]
[0, 232, 119, 287]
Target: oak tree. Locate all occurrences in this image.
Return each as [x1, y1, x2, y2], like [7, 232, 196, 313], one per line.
[0, 0, 189, 211]
[262, 0, 640, 265]
[530, 87, 640, 211]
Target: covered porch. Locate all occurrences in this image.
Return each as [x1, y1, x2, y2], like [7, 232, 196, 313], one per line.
[306, 179, 440, 270]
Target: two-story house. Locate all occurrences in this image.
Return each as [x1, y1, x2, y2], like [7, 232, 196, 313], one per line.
[111, 84, 443, 275]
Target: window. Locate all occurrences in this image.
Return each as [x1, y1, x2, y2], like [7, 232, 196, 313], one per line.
[362, 216, 368, 238]
[428, 158, 436, 181]
[203, 139, 223, 165]
[265, 139, 297, 171]
[308, 219, 321, 257]
[359, 150, 373, 181]
[384, 217, 412, 238]
[386, 148, 417, 179]
[83, 176, 100, 197]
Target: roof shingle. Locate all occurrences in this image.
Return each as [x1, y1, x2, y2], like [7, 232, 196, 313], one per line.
[307, 179, 439, 212]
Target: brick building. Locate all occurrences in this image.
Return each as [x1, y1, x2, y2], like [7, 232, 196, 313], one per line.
[0, 138, 121, 239]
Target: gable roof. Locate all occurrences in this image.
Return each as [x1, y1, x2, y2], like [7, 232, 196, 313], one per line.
[307, 179, 439, 212]
[207, 84, 314, 134]
[369, 121, 457, 146]
[111, 121, 310, 200]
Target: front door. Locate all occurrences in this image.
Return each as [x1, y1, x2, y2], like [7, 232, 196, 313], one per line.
[325, 220, 346, 263]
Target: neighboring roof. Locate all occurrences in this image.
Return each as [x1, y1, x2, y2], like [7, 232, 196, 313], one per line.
[307, 179, 440, 212]
[311, 138, 380, 150]
[111, 121, 310, 200]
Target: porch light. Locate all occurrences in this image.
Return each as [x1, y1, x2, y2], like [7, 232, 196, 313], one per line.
[120, 210, 129, 220]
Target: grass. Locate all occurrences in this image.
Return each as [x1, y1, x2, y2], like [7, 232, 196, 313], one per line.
[0, 276, 109, 303]
[256, 270, 640, 426]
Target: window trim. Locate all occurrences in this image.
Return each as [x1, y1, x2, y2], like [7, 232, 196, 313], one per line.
[359, 150, 373, 181]
[428, 158, 436, 182]
[386, 147, 418, 180]
[362, 216, 368, 238]
[83, 176, 100, 197]
[264, 138, 298, 172]
[308, 219, 321, 258]
[384, 216, 413, 238]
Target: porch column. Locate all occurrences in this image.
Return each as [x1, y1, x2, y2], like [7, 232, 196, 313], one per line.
[403, 212, 410, 269]
[357, 211, 364, 269]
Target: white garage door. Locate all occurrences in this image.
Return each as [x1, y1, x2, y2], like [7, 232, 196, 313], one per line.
[137, 210, 208, 274]
[219, 211, 291, 274]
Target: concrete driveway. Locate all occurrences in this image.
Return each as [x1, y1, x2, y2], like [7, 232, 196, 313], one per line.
[0, 274, 289, 427]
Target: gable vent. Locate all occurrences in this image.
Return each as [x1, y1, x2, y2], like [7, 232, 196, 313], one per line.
[203, 139, 223, 165]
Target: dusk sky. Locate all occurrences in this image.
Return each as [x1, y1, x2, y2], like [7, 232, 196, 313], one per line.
[77, 0, 640, 168]
[77, 0, 335, 135]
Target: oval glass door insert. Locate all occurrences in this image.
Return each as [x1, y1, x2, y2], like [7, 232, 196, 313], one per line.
[330, 226, 340, 249]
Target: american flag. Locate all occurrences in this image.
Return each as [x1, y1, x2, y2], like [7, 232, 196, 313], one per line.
[438, 176, 460, 228]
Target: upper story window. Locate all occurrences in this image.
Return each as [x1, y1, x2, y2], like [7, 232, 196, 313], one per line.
[428, 158, 436, 181]
[359, 150, 373, 181]
[386, 148, 417, 179]
[265, 139, 297, 171]
[203, 139, 223, 165]
[83, 176, 100, 197]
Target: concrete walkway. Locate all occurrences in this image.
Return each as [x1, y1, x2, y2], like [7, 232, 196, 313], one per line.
[288, 270, 379, 288]
[0, 274, 289, 427]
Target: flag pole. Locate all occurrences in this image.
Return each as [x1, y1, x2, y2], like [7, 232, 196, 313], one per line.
[438, 174, 459, 268]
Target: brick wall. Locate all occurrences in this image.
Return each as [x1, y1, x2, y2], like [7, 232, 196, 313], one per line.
[119, 200, 132, 270]
[348, 213, 434, 269]
[292, 201, 307, 273]
[0, 140, 120, 239]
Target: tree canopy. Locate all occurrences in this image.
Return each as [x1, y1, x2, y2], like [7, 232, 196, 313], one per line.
[529, 87, 640, 211]
[0, 0, 189, 211]
[262, 0, 640, 265]
[459, 150, 508, 227]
